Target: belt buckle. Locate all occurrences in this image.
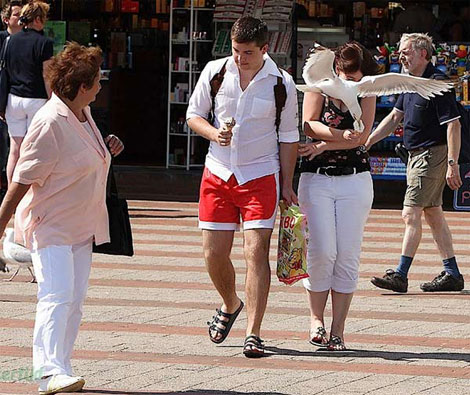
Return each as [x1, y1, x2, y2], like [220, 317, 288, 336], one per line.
[322, 166, 336, 177]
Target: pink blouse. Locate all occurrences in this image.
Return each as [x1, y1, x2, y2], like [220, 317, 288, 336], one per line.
[13, 94, 112, 250]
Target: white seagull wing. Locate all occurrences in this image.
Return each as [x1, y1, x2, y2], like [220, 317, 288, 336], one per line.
[302, 46, 336, 85]
[296, 84, 322, 93]
[356, 73, 453, 99]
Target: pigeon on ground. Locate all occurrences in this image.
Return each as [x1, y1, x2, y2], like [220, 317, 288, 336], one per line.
[296, 44, 453, 132]
[2, 228, 35, 283]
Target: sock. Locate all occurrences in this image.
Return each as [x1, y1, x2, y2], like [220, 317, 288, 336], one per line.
[396, 255, 413, 279]
[443, 257, 460, 278]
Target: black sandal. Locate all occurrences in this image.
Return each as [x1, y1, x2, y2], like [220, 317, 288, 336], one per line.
[243, 335, 265, 358]
[327, 335, 347, 351]
[207, 300, 244, 344]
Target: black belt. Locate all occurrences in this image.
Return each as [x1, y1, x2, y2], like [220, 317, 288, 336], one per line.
[314, 166, 368, 176]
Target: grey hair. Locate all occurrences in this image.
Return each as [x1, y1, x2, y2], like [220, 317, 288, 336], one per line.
[399, 33, 434, 60]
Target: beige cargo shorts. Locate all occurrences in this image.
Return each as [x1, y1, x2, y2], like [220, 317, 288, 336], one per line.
[404, 144, 447, 208]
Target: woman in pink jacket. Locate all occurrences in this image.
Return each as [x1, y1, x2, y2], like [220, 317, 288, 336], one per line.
[0, 42, 123, 395]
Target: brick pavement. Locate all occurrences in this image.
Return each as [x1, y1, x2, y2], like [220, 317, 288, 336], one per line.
[0, 201, 468, 394]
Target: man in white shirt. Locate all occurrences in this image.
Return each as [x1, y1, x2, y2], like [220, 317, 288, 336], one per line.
[187, 16, 299, 358]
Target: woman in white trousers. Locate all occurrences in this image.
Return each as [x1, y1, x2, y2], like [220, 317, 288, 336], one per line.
[297, 42, 379, 351]
[0, 42, 123, 395]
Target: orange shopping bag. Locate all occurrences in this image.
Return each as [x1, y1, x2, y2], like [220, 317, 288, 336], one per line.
[276, 201, 309, 285]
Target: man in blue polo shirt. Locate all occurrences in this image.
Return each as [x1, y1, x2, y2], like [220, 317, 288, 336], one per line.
[366, 33, 464, 293]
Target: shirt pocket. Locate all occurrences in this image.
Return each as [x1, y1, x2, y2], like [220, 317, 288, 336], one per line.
[251, 97, 275, 119]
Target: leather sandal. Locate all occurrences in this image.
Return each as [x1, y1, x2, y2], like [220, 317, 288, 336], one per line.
[207, 300, 244, 344]
[309, 326, 328, 347]
[243, 335, 265, 358]
[327, 335, 346, 351]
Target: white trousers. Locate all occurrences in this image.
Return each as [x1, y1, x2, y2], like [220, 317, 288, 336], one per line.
[298, 172, 373, 293]
[31, 238, 92, 377]
[6, 94, 47, 137]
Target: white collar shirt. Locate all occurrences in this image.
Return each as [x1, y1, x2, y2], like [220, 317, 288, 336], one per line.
[187, 54, 299, 185]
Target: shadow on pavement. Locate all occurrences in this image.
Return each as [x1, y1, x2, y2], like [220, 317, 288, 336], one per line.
[265, 346, 470, 363]
[83, 390, 287, 395]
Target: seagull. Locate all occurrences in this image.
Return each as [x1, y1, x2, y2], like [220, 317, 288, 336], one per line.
[296, 44, 454, 132]
[2, 228, 35, 283]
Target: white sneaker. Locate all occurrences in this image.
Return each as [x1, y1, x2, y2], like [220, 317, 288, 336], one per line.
[38, 374, 85, 395]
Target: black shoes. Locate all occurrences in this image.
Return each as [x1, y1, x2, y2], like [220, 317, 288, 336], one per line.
[420, 271, 464, 292]
[371, 269, 408, 293]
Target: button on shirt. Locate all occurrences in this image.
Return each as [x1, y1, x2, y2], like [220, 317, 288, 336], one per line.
[394, 62, 460, 151]
[186, 55, 299, 185]
[13, 94, 111, 250]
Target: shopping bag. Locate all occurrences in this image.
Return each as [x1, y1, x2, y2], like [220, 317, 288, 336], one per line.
[276, 201, 309, 285]
[93, 164, 134, 256]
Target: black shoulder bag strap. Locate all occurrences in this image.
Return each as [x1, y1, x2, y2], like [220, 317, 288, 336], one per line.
[0, 36, 9, 68]
[209, 61, 287, 138]
[0, 36, 11, 115]
[208, 60, 228, 124]
[273, 68, 287, 139]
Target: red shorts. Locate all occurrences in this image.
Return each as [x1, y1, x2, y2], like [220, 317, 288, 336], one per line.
[199, 167, 279, 230]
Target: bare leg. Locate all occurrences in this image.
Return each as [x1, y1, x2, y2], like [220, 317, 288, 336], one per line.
[243, 228, 272, 338]
[203, 230, 241, 341]
[307, 289, 329, 331]
[6, 136, 23, 186]
[401, 206, 424, 258]
[330, 290, 354, 339]
[423, 206, 455, 259]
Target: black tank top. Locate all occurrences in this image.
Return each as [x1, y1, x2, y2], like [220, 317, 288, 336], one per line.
[299, 96, 370, 173]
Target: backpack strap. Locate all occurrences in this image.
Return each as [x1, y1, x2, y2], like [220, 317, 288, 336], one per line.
[208, 60, 228, 124]
[274, 68, 287, 139]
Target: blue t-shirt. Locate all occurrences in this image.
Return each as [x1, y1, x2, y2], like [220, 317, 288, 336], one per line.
[394, 62, 460, 151]
[5, 28, 53, 99]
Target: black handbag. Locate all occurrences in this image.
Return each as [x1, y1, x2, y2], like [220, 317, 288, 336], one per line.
[93, 164, 134, 256]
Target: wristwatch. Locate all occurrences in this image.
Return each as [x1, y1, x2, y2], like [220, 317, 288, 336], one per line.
[448, 158, 457, 166]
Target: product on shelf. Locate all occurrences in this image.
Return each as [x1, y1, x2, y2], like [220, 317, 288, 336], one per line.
[370, 156, 406, 178]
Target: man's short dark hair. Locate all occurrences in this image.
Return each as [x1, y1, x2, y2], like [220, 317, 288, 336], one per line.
[230, 16, 268, 47]
[1, 1, 24, 25]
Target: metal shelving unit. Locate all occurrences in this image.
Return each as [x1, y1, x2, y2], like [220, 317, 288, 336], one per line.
[166, 2, 214, 169]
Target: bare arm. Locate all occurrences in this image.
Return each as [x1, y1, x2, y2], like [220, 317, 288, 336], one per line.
[299, 97, 376, 160]
[187, 116, 232, 146]
[279, 142, 298, 205]
[365, 108, 404, 150]
[302, 92, 351, 141]
[446, 119, 462, 190]
[0, 182, 30, 236]
[43, 59, 52, 99]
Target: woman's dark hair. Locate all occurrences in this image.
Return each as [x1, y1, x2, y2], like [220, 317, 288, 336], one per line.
[230, 16, 268, 47]
[45, 42, 102, 101]
[19, 0, 49, 26]
[335, 41, 379, 76]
